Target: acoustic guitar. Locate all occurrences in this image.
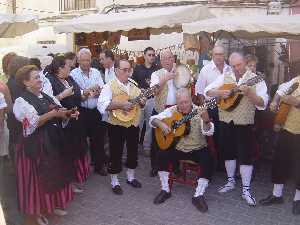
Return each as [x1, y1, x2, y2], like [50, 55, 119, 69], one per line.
[274, 82, 299, 131]
[218, 73, 264, 111]
[155, 99, 217, 150]
[112, 84, 159, 122]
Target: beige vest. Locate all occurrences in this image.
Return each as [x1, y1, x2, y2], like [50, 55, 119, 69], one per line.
[108, 79, 141, 128]
[283, 77, 300, 134]
[219, 71, 257, 125]
[175, 107, 208, 153]
[154, 69, 169, 113]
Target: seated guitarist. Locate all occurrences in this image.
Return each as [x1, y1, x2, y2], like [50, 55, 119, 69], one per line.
[259, 76, 300, 215]
[150, 88, 215, 213]
[97, 59, 146, 195]
[204, 52, 268, 206]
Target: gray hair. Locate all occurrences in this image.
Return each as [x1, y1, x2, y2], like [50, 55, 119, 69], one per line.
[212, 45, 226, 56]
[228, 52, 244, 64]
[176, 88, 191, 99]
[77, 48, 92, 59]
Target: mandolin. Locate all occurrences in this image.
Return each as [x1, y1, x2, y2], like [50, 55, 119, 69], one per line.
[218, 73, 264, 111]
[155, 98, 217, 150]
[112, 84, 159, 122]
[274, 82, 299, 131]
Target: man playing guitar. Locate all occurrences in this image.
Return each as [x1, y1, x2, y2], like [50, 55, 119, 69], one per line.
[97, 59, 146, 195]
[205, 52, 268, 206]
[260, 76, 300, 215]
[150, 88, 214, 213]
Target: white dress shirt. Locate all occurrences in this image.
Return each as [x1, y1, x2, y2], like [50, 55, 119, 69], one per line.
[104, 66, 116, 84]
[97, 78, 131, 115]
[70, 67, 104, 109]
[204, 71, 269, 110]
[150, 68, 177, 106]
[195, 60, 232, 96]
[276, 76, 300, 97]
[149, 105, 214, 136]
[40, 71, 54, 96]
[13, 94, 63, 137]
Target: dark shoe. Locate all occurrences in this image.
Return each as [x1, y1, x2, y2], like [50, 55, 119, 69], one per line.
[126, 179, 142, 188]
[95, 166, 108, 176]
[112, 185, 123, 195]
[150, 168, 158, 177]
[192, 196, 208, 213]
[293, 200, 300, 215]
[259, 195, 284, 206]
[153, 190, 171, 204]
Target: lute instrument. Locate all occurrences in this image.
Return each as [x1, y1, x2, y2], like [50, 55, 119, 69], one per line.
[155, 99, 217, 150]
[112, 84, 159, 122]
[274, 82, 299, 131]
[218, 73, 264, 111]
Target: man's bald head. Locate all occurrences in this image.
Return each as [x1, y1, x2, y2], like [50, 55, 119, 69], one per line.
[160, 49, 175, 71]
[176, 88, 192, 114]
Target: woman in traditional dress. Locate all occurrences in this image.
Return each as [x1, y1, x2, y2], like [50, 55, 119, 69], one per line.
[13, 65, 77, 225]
[46, 55, 90, 192]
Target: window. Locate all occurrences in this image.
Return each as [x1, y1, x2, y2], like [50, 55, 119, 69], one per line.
[59, 0, 96, 11]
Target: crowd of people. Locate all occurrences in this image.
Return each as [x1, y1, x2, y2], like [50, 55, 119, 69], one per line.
[0, 44, 299, 225]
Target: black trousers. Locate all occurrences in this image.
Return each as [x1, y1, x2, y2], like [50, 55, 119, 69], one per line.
[272, 130, 300, 190]
[107, 124, 139, 174]
[79, 107, 106, 171]
[157, 147, 214, 180]
[219, 121, 255, 165]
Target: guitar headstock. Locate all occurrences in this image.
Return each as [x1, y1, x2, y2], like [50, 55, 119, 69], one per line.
[204, 98, 217, 110]
[285, 82, 299, 95]
[246, 74, 265, 86]
[141, 84, 159, 98]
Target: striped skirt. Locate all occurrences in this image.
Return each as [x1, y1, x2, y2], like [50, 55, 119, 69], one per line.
[74, 153, 90, 184]
[15, 144, 74, 215]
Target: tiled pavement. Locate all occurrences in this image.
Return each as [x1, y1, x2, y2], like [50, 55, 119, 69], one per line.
[2, 153, 300, 225]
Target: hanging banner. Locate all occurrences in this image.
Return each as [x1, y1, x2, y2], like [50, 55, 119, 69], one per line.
[128, 28, 150, 41]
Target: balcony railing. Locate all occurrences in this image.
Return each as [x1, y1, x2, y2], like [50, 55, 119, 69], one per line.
[59, 0, 96, 11]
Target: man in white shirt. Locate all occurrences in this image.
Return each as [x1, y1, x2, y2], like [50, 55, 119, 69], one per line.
[97, 59, 145, 195]
[150, 88, 214, 212]
[103, 49, 116, 84]
[195, 45, 231, 167]
[205, 52, 269, 206]
[70, 48, 107, 176]
[149, 50, 177, 177]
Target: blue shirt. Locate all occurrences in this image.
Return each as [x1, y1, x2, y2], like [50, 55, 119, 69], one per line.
[70, 67, 104, 109]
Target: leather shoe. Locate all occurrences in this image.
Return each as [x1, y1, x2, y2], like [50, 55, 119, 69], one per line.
[95, 166, 108, 176]
[126, 179, 142, 188]
[192, 196, 208, 213]
[150, 169, 158, 177]
[293, 200, 300, 215]
[153, 190, 171, 204]
[259, 195, 284, 206]
[112, 185, 123, 195]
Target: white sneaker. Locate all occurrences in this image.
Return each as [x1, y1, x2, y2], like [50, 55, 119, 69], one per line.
[242, 190, 257, 206]
[218, 181, 235, 193]
[73, 185, 84, 194]
[54, 208, 68, 216]
[37, 215, 48, 225]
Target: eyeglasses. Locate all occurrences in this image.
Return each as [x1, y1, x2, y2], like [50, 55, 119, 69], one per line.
[118, 67, 132, 73]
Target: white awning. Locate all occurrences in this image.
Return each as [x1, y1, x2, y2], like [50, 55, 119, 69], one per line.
[54, 5, 214, 34]
[0, 13, 38, 38]
[182, 15, 300, 39]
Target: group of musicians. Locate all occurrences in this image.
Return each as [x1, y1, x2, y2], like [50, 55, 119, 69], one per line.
[3, 44, 300, 224]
